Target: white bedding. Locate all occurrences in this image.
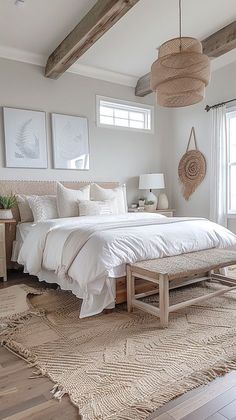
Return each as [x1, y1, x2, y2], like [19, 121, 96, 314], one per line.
[18, 213, 236, 318]
[11, 222, 36, 261]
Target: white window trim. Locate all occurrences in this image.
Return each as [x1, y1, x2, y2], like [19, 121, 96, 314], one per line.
[226, 106, 236, 217]
[96, 95, 154, 134]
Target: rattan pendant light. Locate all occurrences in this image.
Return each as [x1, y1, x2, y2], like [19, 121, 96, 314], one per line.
[151, 0, 211, 108]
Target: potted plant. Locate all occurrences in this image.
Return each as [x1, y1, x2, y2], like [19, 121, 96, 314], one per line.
[144, 200, 156, 212]
[0, 194, 16, 219]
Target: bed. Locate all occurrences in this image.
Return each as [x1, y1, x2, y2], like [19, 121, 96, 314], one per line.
[2, 180, 236, 318]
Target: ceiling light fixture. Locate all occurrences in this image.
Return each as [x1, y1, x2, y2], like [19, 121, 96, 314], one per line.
[151, 0, 211, 108]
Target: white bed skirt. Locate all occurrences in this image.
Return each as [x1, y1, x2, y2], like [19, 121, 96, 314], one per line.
[37, 269, 116, 316]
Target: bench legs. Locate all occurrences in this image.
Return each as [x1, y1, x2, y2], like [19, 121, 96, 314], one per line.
[127, 265, 134, 313]
[159, 275, 169, 328]
[126, 263, 236, 329]
[126, 266, 169, 328]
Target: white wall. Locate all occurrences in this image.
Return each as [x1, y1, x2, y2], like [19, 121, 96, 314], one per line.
[160, 61, 236, 233]
[0, 58, 161, 205]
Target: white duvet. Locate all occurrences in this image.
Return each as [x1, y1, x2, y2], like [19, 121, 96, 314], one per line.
[18, 213, 236, 317]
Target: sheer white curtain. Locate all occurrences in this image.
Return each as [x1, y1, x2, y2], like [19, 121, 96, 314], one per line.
[209, 105, 228, 227]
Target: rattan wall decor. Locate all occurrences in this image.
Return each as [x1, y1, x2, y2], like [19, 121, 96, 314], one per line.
[151, 0, 211, 108]
[178, 127, 206, 200]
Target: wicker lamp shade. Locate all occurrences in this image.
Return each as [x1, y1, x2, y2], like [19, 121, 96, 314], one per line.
[151, 37, 211, 107]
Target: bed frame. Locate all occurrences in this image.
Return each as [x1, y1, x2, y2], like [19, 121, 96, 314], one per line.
[0, 180, 192, 304]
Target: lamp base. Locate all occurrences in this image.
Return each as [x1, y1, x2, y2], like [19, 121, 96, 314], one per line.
[146, 191, 157, 208]
[158, 192, 169, 210]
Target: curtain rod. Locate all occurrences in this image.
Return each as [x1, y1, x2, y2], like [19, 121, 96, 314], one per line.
[205, 98, 236, 112]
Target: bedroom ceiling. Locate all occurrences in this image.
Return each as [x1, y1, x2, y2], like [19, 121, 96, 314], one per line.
[0, 0, 236, 85]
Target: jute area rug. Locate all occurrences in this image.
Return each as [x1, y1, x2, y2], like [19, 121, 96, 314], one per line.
[1, 283, 236, 420]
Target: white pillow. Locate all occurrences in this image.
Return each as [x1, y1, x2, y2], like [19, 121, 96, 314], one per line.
[90, 184, 128, 214]
[16, 194, 34, 222]
[28, 195, 58, 222]
[78, 200, 114, 216]
[57, 182, 90, 217]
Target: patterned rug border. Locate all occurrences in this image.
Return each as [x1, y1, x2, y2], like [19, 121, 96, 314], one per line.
[1, 285, 236, 420]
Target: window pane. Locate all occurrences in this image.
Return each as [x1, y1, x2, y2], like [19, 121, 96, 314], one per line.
[130, 120, 145, 129]
[115, 118, 129, 127]
[100, 116, 113, 125]
[230, 118, 236, 144]
[100, 106, 113, 117]
[98, 97, 152, 131]
[114, 109, 128, 119]
[230, 144, 236, 162]
[230, 165, 236, 210]
[129, 111, 145, 121]
[230, 117, 236, 162]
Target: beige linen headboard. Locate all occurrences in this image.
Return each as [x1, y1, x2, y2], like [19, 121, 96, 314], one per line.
[0, 180, 120, 224]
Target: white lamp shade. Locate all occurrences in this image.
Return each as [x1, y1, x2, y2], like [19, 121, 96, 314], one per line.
[139, 173, 165, 190]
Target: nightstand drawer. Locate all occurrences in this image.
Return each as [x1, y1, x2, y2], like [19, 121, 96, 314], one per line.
[0, 222, 7, 281]
[0, 241, 5, 256]
[0, 257, 6, 278]
[0, 224, 4, 241]
[0, 219, 16, 270]
[161, 211, 173, 217]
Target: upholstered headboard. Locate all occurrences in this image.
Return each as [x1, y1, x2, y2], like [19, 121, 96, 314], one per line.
[0, 180, 120, 224]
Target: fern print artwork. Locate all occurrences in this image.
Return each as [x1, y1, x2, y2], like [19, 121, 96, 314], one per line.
[4, 108, 47, 168]
[15, 118, 40, 159]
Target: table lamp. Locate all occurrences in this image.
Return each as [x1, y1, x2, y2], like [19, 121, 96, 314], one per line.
[139, 173, 165, 208]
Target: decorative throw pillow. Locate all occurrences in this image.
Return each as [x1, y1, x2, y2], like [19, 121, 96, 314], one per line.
[78, 200, 114, 216]
[16, 194, 34, 222]
[28, 195, 58, 222]
[57, 182, 90, 217]
[90, 184, 128, 214]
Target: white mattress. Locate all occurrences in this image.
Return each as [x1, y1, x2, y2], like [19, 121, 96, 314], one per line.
[11, 222, 35, 262]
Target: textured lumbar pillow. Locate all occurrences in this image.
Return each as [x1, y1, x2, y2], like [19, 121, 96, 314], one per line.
[78, 200, 114, 217]
[16, 194, 34, 222]
[57, 182, 90, 218]
[90, 184, 127, 214]
[27, 195, 58, 222]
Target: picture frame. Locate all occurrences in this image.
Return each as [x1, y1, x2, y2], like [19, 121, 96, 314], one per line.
[3, 107, 48, 168]
[51, 113, 89, 170]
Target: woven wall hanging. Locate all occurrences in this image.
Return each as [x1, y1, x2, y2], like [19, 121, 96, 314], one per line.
[178, 127, 206, 200]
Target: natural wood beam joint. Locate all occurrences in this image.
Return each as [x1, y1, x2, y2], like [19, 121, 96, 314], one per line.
[45, 0, 140, 79]
[202, 20, 236, 57]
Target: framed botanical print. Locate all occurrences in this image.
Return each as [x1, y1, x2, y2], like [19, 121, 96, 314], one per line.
[51, 113, 89, 170]
[3, 107, 48, 168]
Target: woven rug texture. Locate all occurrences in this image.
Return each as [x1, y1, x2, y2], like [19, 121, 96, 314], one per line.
[1, 283, 236, 420]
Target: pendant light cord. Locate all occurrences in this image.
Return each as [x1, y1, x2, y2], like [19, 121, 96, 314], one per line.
[179, 0, 182, 51]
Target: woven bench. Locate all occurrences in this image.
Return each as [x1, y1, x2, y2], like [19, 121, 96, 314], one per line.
[126, 249, 236, 328]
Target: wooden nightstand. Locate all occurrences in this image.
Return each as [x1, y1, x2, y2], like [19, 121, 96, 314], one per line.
[128, 209, 175, 217]
[0, 220, 16, 279]
[155, 209, 175, 217]
[0, 222, 7, 281]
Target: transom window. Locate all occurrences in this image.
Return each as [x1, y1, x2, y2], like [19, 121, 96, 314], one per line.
[227, 109, 236, 213]
[96, 96, 154, 133]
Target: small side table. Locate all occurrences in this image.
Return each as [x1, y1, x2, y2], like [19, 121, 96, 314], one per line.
[128, 209, 175, 217]
[155, 209, 175, 217]
[0, 222, 7, 281]
[0, 219, 16, 281]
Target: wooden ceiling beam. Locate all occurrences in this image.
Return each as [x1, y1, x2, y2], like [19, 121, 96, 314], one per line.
[202, 20, 236, 58]
[135, 20, 236, 97]
[45, 0, 140, 79]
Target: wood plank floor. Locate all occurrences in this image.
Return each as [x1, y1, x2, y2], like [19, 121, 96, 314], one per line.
[1, 272, 236, 420]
